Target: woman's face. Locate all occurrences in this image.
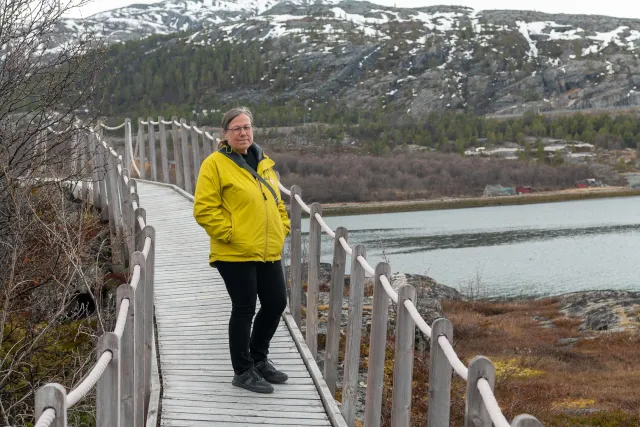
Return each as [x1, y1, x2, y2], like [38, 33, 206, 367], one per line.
[224, 114, 253, 154]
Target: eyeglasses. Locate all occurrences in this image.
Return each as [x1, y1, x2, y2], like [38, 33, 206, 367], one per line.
[228, 125, 253, 133]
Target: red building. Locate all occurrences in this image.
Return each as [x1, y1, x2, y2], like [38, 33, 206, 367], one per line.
[516, 186, 532, 194]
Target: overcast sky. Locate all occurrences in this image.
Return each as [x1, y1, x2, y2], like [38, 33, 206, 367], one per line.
[66, 0, 640, 19]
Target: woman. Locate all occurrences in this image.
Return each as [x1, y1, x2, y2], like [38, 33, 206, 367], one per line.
[193, 107, 291, 394]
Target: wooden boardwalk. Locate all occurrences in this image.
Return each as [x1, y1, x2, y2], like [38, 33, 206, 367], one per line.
[138, 181, 339, 427]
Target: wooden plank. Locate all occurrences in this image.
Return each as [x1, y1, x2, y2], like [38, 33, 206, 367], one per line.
[171, 116, 183, 188]
[163, 396, 323, 408]
[289, 185, 302, 327]
[161, 415, 330, 426]
[135, 181, 336, 427]
[428, 318, 454, 427]
[324, 226, 347, 396]
[364, 262, 391, 427]
[306, 202, 322, 358]
[158, 116, 169, 184]
[148, 117, 157, 181]
[391, 284, 417, 426]
[342, 244, 366, 425]
[160, 405, 328, 419]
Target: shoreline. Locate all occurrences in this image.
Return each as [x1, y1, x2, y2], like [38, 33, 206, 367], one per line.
[320, 186, 640, 216]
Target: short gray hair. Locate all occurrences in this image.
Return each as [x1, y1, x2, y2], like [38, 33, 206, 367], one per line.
[221, 107, 253, 132]
[217, 107, 253, 149]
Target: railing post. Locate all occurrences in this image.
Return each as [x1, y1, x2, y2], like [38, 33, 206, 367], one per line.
[124, 118, 132, 176]
[135, 207, 147, 252]
[117, 284, 136, 427]
[89, 131, 101, 209]
[202, 129, 212, 158]
[35, 383, 67, 427]
[69, 130, 78, 176]
[342, 244, 366, 426]
[171, 116, 183, 188]
[80, 131, 89, 199]
[141, 226, 155, 416]
[306, 202, 322, 357]
[138, 118, 146, 179]
[465, 356, 495, 427]
[120, 169, 132, 265]
[180, 119, 192, 194]
[324, 226, 348, 395]
[159, 116, 169, 184]
[391, 284, 416, 427]
[364, 262, 391, 427]
[105, 149, 123, 270]
[428, 318, 454, 427]
[190, 120, 201, 182]
[148, 117, 157, 181]
[97, 332, 119, 427]
[128, 192, 139, 259]
[511, 414, 544, 427]
[96, 136, 109, 222]
[289, 185, 302, 327]
[132, 252, 147, 426]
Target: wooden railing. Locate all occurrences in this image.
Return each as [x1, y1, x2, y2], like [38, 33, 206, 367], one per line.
[121, 116, 545, 427]
[33, 124, 159, 427]
[34, 116, 546, 426]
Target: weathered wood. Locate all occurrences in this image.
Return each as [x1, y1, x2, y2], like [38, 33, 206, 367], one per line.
[128, 187, 139, 258]
[137, 181, 341, 427]
[97, 332, 119, 427]
[391, 284, 416, 427]
[148, 117, 157, 181]
[146, 323, 161, 427]
[171, 116, 183, 188]
[465, 356, 495, 427]
[289, 185, 302, 329]
[180, 119, 192, 194]
[138, 118, 146, 179]
[135, 208, 146, 253]
[428, 318, 454, 427]
[120, 169, 132, 264]
[69, 130, 78, 175]
[190, 121, 201, 182]
[132, 252, 147, 427]
[511, 414, 544, 427]
[80, 131, 89, 198]
[117, 284, 137, 427]
[202, 130, 212, 158]
[89, 131, 101, 208]
[324, 227, 347, 395]
[342, 244, 366, 425]
[141, 226, 156, 416]
[306, 202, 322, 358]
[35, 383, 67, 427]
[159, 116, 169, 184]
[105, 151, 123, 269]
[125, 118, 133, 176]
[364, 262, 391, 427]
[96, 139, 109, 222]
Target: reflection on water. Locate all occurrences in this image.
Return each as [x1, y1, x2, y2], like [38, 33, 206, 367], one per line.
[300, 196, 640, 297]
[364, 224, 640, 254]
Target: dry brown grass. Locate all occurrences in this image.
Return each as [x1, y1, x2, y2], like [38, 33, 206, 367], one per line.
[364, 298, 640, 426]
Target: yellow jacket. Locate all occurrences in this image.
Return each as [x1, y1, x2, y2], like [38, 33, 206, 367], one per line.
[193, 144, 290, 264]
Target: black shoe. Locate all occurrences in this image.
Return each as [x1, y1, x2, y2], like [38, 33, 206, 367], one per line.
[255, 359, 289, 384]
[232, 367, 274, 393]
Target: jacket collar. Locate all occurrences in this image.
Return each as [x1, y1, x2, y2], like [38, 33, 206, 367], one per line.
[219, 143, 275, 173]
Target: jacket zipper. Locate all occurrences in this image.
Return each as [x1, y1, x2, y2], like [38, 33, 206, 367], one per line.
[259, 179, 269, 262]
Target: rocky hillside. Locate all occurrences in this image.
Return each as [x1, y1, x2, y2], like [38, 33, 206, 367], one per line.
[60, 0, 640, 116]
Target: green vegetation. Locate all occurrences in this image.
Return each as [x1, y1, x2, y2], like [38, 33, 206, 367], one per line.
[100, 33, 640, 156]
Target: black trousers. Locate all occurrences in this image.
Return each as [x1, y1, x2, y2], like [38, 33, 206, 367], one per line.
[215, 260, 287, 375]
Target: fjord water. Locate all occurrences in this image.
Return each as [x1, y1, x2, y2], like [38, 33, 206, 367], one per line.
[301, 196, 640, 297]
